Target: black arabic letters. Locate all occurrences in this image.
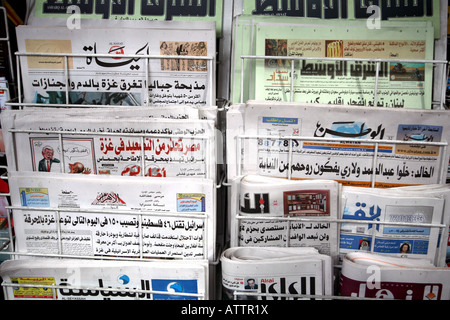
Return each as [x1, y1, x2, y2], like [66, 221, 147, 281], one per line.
[94, 0, 110, 19]
[24, 212, 206, 259]
[274, 158, 435, 181]
[252, 0, 348, 19]
[313, 121, 385, 139]
[324, 0, 347, 19]
[83, 42, 149, 70]
[140, 0, 164, 16]
[354, 0, 433, 20]
[240, 220, 331, 246]
[300, 61, 389, 80]
[250, 0, 433, 21]
[166, 0, 214, 20]
[42, 0, 217, 20]
[58, 279, 151, 299]
[349, 62, 389, 80]
[111, 0, 135, 16]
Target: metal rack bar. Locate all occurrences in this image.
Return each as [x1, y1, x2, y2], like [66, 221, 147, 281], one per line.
[232, 291, 383, 301]
[234, 215, 447, 249]
[235, 215, 446, 229]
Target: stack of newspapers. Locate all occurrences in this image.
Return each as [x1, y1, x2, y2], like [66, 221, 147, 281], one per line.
[221, 100, 450, 300]
[0, 102, 218, 299]
[0, 18, 219, 299]
[229, 174, 341, 262]
[223, 173, 450, 300]
[220, 247, 333, 300]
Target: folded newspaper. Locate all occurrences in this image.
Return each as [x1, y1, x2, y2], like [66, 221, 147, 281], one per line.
[340, 186, 447, 266]
[221, 246, 333, 300]
[7, 171, 216, 261]
[393, 184, 450, 267]
[1, 110, 216, 180]
[0, 258, 208, 300]
[229, 174, 340, 262]
[15, 21, 216, 107]
[339, 251, 450, 300]
[226, 101, 450, 186]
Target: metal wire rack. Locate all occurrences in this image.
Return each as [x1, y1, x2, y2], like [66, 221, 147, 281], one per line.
[0, 47, 220, 299]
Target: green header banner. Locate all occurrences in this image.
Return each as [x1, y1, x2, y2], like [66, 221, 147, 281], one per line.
[242, 0, 441, 38]
[33, 0, 223, 36]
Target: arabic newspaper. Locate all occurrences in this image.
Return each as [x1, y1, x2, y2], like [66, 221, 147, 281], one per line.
[230, 15, 435, 109]
[226, 101, 450, 187]
[340, 186, 445, 265]
[254, 22, 434, 108]
[1, 110, 216, 180]
[7, 171, 216, 261]
[392, 184, 450, 267]
[229, 175, 340, 262]
[339, 251, 450, 300]
[0, 258, 208, 300]
[15, 22, 216, 107]
[221, 246, 333, 300]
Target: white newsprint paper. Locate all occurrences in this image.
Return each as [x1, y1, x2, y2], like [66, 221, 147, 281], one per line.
[15, 21, 216, 106]
[7, 171, 216, 261]
[1, 111, 216, 180]
[227, 101, 450, 187]
[340, 186, 445, 265]
[340, 252, 450, 300]
[221, 246, 333, 300]
[229, 174, 340, 262]
[0, 258, 208, 300]
[393, 184, 450, 267]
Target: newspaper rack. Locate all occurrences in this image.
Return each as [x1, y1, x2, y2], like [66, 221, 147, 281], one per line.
[228, 132, 449, 300]
[0, 48, 220, 299]
[1, 43, 450, 301]
[229, 214, 448, 300]
[0, 123, 219, 299]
